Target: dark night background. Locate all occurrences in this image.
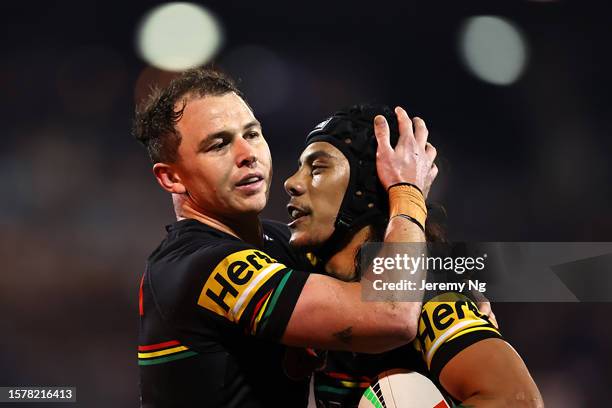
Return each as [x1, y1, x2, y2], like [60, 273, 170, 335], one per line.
[0, 1, 610, 406]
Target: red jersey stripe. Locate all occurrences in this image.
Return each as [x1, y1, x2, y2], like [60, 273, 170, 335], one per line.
[138, 340, 181, 352]
[139, 273, 145, 316]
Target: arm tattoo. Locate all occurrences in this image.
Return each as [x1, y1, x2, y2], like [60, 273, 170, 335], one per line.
[333, 326, 353, 344]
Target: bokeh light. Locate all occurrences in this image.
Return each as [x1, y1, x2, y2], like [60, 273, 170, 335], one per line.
[459, 16, 528, 85]
[136, 2, 222, 71]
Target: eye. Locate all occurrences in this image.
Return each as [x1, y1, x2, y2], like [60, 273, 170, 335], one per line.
[208, 139, 229, 151]
[246, 130, 260, 139]
[311, 165, 325, 176]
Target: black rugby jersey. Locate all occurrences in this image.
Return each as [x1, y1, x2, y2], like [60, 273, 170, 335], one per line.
[314, 241, 504, 408]
[139, 219, 312, 408]
[314, 292, 502, 408]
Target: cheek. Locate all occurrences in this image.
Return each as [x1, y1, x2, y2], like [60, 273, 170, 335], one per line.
[255, 141, 272, 168]
[189, 160, 230, 193]
[317, 176, 347, 215]
[310, 208, 336, 243]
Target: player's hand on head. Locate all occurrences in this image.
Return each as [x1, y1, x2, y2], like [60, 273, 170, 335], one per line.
[374, 107, 437, 192]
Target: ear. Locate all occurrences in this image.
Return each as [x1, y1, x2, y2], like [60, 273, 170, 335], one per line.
[153, 163, 187, 194]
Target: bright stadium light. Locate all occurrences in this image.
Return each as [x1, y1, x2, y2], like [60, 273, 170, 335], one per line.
[136, 2, 222, 71]
[459, 16, 528, 86]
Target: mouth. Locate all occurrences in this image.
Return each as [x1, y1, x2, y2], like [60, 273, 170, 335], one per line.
[235, 172, 265, 187]
[287, 203, 311, 227]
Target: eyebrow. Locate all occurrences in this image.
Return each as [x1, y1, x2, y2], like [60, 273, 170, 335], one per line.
[298, 150, 334, 167]
[198, 120, 262, 151]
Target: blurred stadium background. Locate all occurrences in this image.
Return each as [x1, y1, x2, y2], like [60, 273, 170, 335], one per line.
[1, 1, 611, 406]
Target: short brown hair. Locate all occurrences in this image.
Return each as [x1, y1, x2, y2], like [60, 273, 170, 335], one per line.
[132, 68, 245, 163]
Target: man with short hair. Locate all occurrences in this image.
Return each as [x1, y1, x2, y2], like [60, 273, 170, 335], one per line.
[133, 69, 437, 407]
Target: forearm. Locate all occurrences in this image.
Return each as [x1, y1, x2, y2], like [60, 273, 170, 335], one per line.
[283, 213, 427, 352]
[372, 184, 428, 333]
[284, 277, 417, 352]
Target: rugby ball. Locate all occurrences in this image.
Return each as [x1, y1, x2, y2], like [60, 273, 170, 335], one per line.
[358, 369, 450, 408]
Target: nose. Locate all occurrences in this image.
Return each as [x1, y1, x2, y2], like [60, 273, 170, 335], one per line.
[234, 137, 257, 168]
[284, 170, 305, 196]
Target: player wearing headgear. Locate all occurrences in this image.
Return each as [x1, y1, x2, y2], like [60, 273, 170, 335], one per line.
[133, 69, 437, 407]
[285, 104, 543, 407]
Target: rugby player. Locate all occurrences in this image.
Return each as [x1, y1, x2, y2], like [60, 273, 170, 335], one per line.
[285, 104, 543, 407]
[133, 69, 437, 407]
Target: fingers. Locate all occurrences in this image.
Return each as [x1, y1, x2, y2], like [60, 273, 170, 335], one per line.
[374, 115, 393, 154]
[425, 142, 437, 164]
[477, 301, 499, 329]
[428, 163, 439, 182]
[477, 301, 492, 316]
[394, 106, 415, 151]
[489, 311, 499, 329]
[422, 163, 438, 199]
[413, 117, 429, 148]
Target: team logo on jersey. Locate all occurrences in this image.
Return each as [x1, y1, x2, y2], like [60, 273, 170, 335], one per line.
[197, 249, 286, 322]
[414, 293, 499, 368]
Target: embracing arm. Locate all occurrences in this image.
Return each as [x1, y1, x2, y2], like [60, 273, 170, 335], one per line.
[283, 210, 428, 353]
[282, 274, 417, 353]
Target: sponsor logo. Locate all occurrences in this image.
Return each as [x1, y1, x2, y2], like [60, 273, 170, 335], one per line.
[415, 294, 495, 365]
[198, 250, 285, 322]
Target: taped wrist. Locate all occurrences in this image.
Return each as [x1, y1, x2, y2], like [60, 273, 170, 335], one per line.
[388, 183, 427, 231]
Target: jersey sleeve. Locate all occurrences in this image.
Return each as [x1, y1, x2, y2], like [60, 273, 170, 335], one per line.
[413, 292, 502, 380]
[182, 243, 309, 342]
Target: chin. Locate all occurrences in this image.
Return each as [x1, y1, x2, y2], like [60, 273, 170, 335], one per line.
[288, 231, 310, 249]
[289, 231, 326, 250]
[239, 196, 267, 214]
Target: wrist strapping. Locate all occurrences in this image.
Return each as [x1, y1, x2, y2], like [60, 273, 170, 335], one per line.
[388, 184, 427, 231]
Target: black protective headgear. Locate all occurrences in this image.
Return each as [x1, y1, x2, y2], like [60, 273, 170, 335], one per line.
[305, 104, 400, 260]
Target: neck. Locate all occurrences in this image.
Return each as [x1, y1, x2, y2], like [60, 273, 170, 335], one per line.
[324, 225, 373, 281]
[173, 194, 263, 247]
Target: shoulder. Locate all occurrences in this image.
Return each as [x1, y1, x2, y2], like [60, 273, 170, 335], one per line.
[261, 219, 316, 272]
[262, 219, 291, 241]
[146, 223, 266, 317]
[415, 292, 502, 379]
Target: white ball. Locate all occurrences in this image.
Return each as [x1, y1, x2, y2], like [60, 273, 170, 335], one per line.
[359, 369, 450, 408]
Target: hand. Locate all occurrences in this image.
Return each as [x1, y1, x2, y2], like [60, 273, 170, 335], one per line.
[374, 107, 437, 192]
[421, 156, 439, 200]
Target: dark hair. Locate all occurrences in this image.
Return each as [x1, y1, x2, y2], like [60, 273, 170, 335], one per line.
[132, 68, 245, 163]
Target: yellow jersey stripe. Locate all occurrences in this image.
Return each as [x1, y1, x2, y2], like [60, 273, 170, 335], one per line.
[138, 345, 188, 359]
[425, 319, 486, 368]
[232, 263, 285, 321]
